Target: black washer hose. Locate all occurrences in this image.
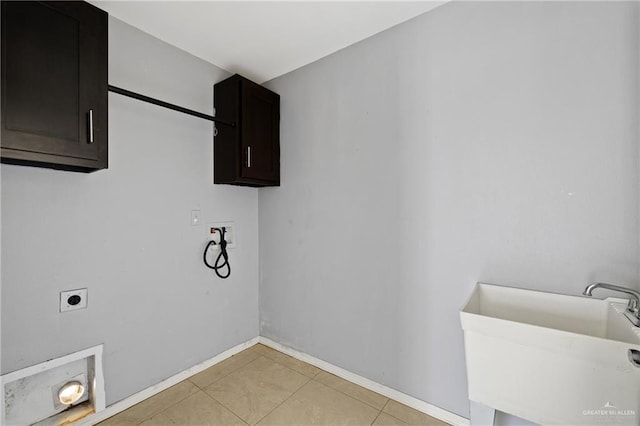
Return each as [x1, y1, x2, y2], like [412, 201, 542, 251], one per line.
[203, 227, 231, 279]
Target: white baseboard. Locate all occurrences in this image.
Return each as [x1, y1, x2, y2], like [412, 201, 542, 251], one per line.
[77, 337, 259, 425]
[76, 335, 469, 426]
[258, 337, 470, 426]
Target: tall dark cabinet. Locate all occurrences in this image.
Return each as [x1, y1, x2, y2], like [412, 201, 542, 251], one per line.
[214, 74, 280, 187]
[1, 1, 108, 172]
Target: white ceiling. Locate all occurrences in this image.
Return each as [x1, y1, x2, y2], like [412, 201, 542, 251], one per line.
[90, 1, 446, 83]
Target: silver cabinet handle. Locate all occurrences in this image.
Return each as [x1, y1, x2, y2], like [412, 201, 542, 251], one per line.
[88, 110, 94, 144]
[247, 145, 251, 168]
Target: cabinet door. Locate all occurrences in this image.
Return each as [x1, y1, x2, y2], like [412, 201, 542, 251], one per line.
[1, 1, 107, 169]
[240, 82, 280, 184]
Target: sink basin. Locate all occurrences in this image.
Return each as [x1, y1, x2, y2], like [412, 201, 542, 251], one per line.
[460, 283, 640, 425]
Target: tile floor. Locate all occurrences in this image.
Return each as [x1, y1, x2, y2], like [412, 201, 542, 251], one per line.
[99, 344, 449, 426]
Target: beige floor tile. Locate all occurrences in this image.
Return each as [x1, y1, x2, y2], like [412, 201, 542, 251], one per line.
[254, 345, 320, 378]
[315, 371, 388, 410]
[98, 412, 140, 426]
[257, 379, 379, 426]
[101, 380, 199, 424]
[382, 400, 449, 426]
[250, 344, 274, 356]
[372, 412, 411, 426]
[138, 412, 178, 425]
[100, 346, 449, 426]
[190, 349, 261, 389]
[162, 391, 246, 426]
[205, 356, 310, 425]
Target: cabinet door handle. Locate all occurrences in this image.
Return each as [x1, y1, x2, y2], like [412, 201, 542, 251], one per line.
[88, 110, 94, 144]
[247, 145, 251, 168]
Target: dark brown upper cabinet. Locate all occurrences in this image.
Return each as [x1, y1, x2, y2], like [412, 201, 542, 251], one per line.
[1, 1, 108, 172]
[214, 74, 280, 187]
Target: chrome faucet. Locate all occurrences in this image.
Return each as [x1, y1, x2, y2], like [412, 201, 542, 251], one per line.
[583, 282, 640, 327]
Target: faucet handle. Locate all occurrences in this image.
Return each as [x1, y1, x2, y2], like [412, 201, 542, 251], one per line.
[628, 299, 639, 313]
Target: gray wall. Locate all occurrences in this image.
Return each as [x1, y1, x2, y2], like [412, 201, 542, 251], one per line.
[260, 1, 639, 421]
[1, 18, 259, 405]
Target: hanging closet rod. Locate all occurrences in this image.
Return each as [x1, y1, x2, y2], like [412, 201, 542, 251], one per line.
[108, 85, 235, 127]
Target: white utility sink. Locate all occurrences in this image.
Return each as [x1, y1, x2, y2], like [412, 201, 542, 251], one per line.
[460, 283, 640, 425]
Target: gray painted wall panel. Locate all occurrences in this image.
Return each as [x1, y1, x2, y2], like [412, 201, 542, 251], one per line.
[260, 1, 639, 421]
[1, 17, 259, 405]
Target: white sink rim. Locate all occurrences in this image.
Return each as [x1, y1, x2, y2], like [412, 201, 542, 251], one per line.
[461, 282, 640, 345]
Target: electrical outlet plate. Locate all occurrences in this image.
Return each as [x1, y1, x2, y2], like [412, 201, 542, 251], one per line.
[207, 222, 235, 249]
[60, 288, 88, 312]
